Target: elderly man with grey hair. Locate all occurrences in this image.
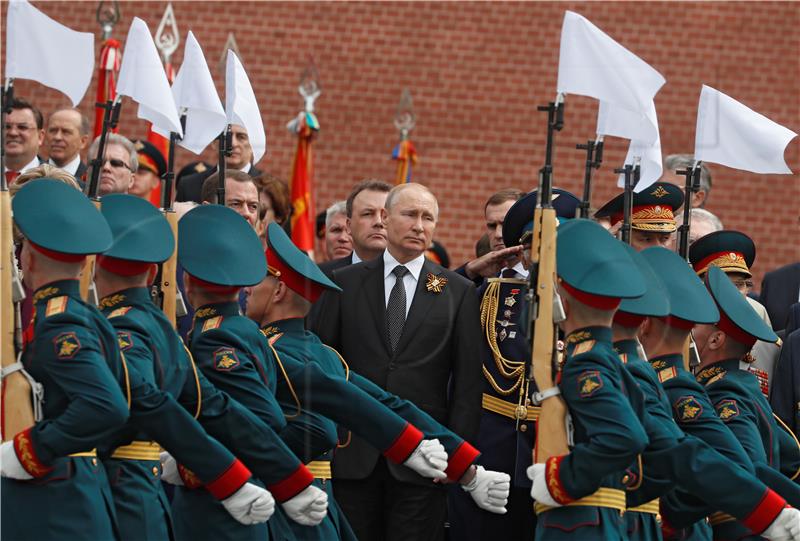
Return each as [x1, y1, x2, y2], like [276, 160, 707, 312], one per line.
[324, 200, 353, 261]
[87, 133, 138, 196]
[661, 154, 713, 208]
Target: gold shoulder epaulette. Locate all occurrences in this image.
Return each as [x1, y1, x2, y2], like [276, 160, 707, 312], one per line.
[573, 340, 596, 356]
[202, 316, 223, 333]
[45, 296, 68, 318]
[658, 367, 677, 383]
[108, 306, 133, 319]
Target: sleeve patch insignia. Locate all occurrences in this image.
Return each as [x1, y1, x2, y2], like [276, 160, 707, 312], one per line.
[45, 296, 68, 318]
[214, 348, 240, 371]
[202, 316, 223, 333]
[715, 399, 740, 421]
[117, 331, 133, 352]
[108, 306, 133, 319]
[53, 332, 81, 359]
[674, 395, 704, 423]
[578, 370, 604, 398]
[658, 367, 677, 383]
[572, 340, 596, 356]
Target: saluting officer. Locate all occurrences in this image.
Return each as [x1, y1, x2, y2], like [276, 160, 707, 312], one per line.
[611, 245, 796, 541]
[247, 222, 511, 539]
[526, 219, 650, 540]
[94, 194, 335, 538]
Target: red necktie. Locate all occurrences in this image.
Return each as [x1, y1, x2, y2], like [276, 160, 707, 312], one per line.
[5, 170, 20, 184]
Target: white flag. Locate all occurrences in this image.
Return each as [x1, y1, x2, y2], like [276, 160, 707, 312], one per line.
[617, 102, 663, 193]
[597, 101, 658, 145]
[695, 85, 797, 174]
[117, 18, 182, 136]
[557, 11, 665, 115]
[225, 50, 266, 163]
[158, 31, 226, 154]
[5, 0, 94, 106]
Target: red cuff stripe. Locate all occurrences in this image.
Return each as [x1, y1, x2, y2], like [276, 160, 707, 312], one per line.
[268, 464, 314, 502]
[545, 455, 575, 505]
[206, 459, 252, 500]
[383, 423, 424, 464]
[13, 428, 52, 478]
[742, 489, 786, 535]
[445, 441, 480, 481]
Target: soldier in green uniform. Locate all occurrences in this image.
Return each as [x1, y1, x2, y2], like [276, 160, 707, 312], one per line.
[692, 266, 800, 540]
[525, 218, 650, 540]
[0, 180, 272, 540]
[244, 222, 511, 539]
[637, 247, 800, 540]
[93, 194, 341, 539]
[611, 245, 796, 541]
[176, 206, 454, 540]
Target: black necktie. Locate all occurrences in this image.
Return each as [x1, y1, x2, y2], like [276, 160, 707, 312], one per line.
[386, 265, 409, 353]
[501, 268, 517, 278]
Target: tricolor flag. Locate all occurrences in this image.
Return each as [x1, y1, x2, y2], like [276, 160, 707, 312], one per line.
[392, 139, 418, 185]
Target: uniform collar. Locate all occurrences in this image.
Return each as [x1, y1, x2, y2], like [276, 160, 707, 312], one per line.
[262, 317, 305, 337]
[695, 358, 740, 386]
[31, 279, 80, 304]
[613, 339, 641, 357]
[564, 326, 612, 356]
[193, 301, 240, 321]
[648, 352, 684, 371]
[98, 286, 151, 311]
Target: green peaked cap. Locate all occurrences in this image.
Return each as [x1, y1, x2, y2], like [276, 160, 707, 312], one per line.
[178, 205, 266, 286]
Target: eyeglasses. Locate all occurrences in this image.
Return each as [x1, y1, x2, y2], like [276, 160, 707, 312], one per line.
[730, 278, 754, 290]
[103, 158, 132, 171]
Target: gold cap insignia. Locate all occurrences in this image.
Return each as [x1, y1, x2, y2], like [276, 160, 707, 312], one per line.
[650, 186, 669, 198]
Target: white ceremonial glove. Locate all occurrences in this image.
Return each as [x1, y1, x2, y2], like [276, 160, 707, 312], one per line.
[281, 485, 329, 526]
[0, 440, 34, 480]
[527, 463, 560, 508]
[221, 482, 276, 525]
[403, 439, 448, 480]
[461, 465, 511, 514]
[159, 452, 183, 486]
[761, 507, 800, 541]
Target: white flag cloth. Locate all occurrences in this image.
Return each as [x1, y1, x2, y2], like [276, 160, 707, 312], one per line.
[117, 17, 182, 136]
[5, 0, 94, 106]
[616, 101, 663, 193]
[156, 31, 226, 154]
[557, 11, 665, 115]
[597, 101, 658, 145]
[225, 50, 266, 163]
[695, 85, 797, 174]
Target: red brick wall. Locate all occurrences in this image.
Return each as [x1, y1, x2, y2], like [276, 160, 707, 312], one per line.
[3, 1, 798, 290]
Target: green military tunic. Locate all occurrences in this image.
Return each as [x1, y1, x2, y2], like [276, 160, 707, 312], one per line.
[99, 288, 314, 541]
[2, 280, 129, 541]
[535, 327, 649, 541]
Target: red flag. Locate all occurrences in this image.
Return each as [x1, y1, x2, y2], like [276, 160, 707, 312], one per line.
[145, 63, 175, 207]
[289, 114, 318, 253]
[94, 38, 121, 138]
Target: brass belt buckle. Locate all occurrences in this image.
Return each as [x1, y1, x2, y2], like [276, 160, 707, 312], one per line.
[515, 404, 528, 420]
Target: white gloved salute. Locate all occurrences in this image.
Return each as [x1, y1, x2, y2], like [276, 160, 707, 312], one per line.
[461, 465, 511, 514]
[221, 482, 276, 525]
[527, 463, 560, 508]
[403, 438, 448, 480]
[281, 485, 329, 526]
[761, 507, 800, 541]
[159, 452, 183, 486]
[1, 440, 34, 480]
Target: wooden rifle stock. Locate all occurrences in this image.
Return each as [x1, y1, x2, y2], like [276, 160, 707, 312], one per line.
[160, 210, 179, 328]
[530, 206, 570, 462]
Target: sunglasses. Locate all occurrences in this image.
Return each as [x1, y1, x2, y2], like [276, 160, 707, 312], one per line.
[103, 158, 132, 171]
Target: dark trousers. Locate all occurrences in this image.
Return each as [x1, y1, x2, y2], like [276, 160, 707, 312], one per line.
[448, 485, 535, 541]
[333, 457, 447, 541]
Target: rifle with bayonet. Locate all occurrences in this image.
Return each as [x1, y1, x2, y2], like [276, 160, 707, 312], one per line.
[528, 95, 570, 462]
[216, 126, 232, 204]
[576, 136, 604, 219]
[676, 162, 703, 371]
[1, 81, 36, 440]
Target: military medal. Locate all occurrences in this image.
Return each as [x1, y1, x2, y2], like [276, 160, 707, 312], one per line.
[498, 328, 507, 341]
[503, 309, 512, 319]
[504, 295, 516, 307]
[425, 272, 447, 293]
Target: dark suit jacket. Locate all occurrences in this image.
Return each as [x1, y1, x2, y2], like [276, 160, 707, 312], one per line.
[318, 254, 354, 280]
[175, 164, 261, 203]
[760, 262, 800, 332]
[311, 256, 483, 484]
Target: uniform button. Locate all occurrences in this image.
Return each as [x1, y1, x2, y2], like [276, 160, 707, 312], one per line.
[622, 474, 630, 484]
[152, 466, 160, 477]
[519, 424, 527, 432]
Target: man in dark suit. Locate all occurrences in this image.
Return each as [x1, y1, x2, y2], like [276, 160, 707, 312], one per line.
[175, 124, 261, 203]
[45, 107, 89, 183]
[318, 179, 393, 279]
[312, 183, 484, 541]
[760, 262, 800, 333]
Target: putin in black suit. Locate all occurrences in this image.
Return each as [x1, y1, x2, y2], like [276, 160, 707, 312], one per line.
[312, 183, 483, 541]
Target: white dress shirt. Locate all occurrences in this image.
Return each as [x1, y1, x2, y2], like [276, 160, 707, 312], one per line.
[5, 156, 41, 176]
[383, 250, 426, 318]
[48, 155, 81, 177]
[505, 261, 529, 280]
[351, 251, 362, 265]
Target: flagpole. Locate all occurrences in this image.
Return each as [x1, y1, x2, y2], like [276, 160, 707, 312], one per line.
[94, 1, 121, 139]
[392, 89, 417, 185]
[576, 135, 604, 218]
